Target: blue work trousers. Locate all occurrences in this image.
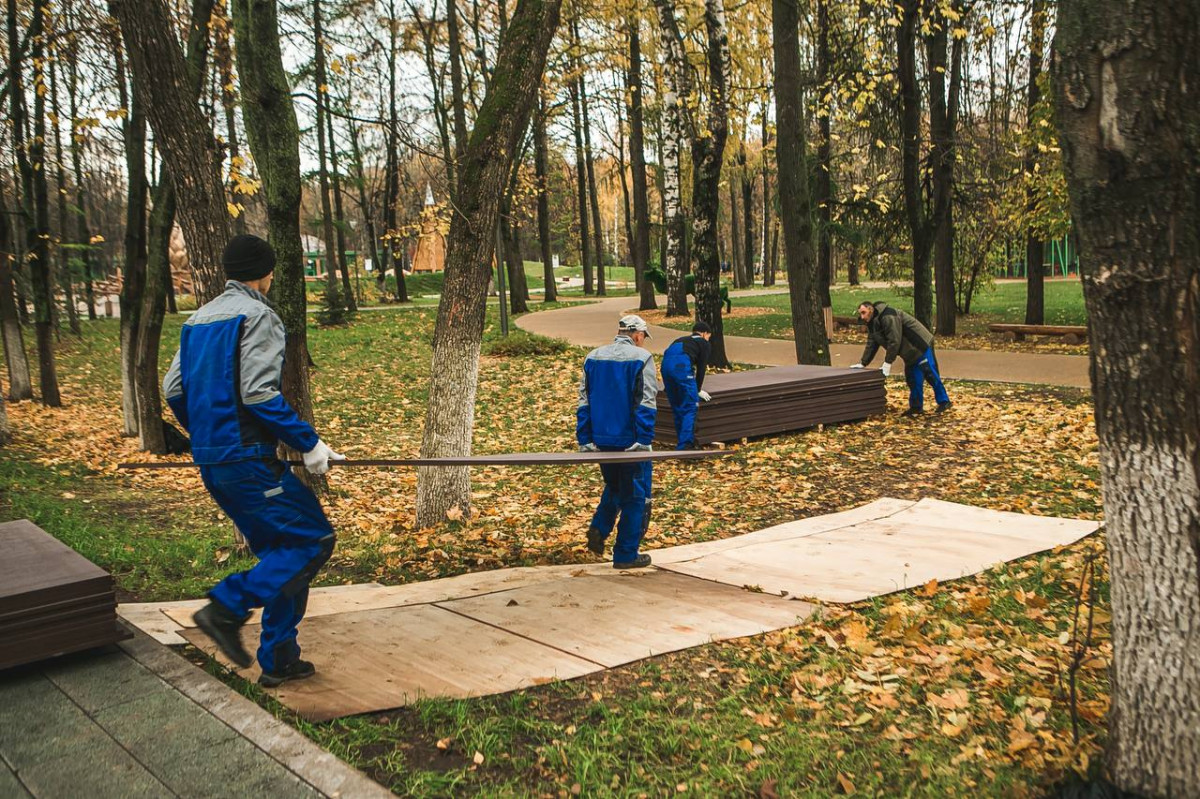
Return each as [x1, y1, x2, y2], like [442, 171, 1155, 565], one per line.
[200, 459, 335, 673]
[589, 452, 652, 563]
[904, 347, 950, 411]
[661, 350, 699, 449]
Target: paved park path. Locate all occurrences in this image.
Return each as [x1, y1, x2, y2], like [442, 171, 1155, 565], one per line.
[516, 293, 1092, 389]
[0, 629, 392, 799]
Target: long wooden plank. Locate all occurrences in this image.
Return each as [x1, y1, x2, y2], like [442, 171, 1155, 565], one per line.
[180, 604, 602, 721]
[118, 449, 727, 471]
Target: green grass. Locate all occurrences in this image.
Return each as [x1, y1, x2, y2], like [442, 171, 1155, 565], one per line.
[665, 280, 1088, 340]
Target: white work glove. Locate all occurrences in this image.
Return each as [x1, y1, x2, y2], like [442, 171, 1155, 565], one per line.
[579, 442, 599, 452]
[849, 363, 864, 370]
[302, 439, 345, 475]
[880, 362, 893, 377]
[624, 442, 652, 452]
[698, 390, 712, 402]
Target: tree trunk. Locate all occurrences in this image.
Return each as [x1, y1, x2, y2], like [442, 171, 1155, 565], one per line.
[741, 141, 755, 288]
[346, 109, 382, 289]
[384, 0, 409, 304]
[1054, 3, 1200, 794]
[48, 60, 81, 337]
[12, 0, 61, 405]
[215, 1, 248, 236]
[896, 0, 934, 329]
[815, 0, 833, 309]
[1024, 0, 1047, 325]
[416, 0, 562, 527]
[232, 0, 317, 435]
[761, 100, 774, 287]
[325, 94, 356, 311]
[654, 0, 688, 317]
[772, 0, 828, 365]
[579, 51, 605, 296]
[312, 0, 343, 316]
[110, 0, 232, 304]
[67, 45, 98, 322]
[533, 96, 556, 302]
[728, 174, 743, 288]
[928, 3, 961, 336]
[627, 16, 655, 311]
[568, 43, 592, 294]
[448, 0, 468, 169]
[0, 184, 33, 402]
[117, 44, 149, 436]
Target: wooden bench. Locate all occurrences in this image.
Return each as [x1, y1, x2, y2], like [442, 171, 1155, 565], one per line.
[988, 323, 1088, 344]
[833, 315, 860, 329]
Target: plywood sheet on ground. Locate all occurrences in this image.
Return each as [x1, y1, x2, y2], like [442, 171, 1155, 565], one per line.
[159, 582, 388, 630]
[437, 571, 814, 667]
[658, 498, 1100, 603]
[180, 604, 602, 721]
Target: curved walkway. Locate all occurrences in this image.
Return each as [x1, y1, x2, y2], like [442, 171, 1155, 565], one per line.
[517, 294, 1092, 389]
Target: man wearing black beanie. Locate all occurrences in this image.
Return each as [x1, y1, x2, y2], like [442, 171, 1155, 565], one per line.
[162, 234, 343, 687]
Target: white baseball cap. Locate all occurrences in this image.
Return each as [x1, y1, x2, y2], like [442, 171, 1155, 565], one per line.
[618, 314, 651, 338]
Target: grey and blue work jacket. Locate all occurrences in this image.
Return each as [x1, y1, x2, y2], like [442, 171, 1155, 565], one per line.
[163, 280, 318, 465]
[576, 335, 658, 449]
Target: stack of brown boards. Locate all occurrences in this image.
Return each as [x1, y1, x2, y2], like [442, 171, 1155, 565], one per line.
[0, 519, 129, 670]
[655, 364, 886, 447]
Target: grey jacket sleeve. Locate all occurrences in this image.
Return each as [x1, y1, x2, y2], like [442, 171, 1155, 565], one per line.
[163, 349, 183, 401]
[239, 310, 287, 405]
[880, 315, 902, 363]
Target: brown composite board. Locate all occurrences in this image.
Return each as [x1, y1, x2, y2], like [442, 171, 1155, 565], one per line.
[0, 520, 114, 614]
[0, 624, 130, 671]
[0, 603, 118, 635]
[0, 591, 117, 624]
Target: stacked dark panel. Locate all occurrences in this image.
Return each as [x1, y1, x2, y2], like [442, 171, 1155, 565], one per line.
[654, 364, 886, 446]
[0, 519, 130, 670]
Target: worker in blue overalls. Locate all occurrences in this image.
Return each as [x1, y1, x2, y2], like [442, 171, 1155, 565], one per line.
[577, 315, 658, 569]
[660, 320, 713, 449]
[163, 234, 344, 687]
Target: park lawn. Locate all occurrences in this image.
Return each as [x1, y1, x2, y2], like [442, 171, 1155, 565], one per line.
[2, 307, 1108, 796]
[653, 279, 1089, 354]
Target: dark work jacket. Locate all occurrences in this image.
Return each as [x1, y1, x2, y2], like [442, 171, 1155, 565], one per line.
[859, 302, 935, 367]
[669, 334, 711, 390]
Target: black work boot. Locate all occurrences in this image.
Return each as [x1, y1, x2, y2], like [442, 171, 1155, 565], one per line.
[193, 600, 252, 668]
[586, 527, 607, 556]
[936, 401, 953, 414]
[259, 659, 316, 688]
[613, 553, 652, 570]
[901, 408, 924, 417]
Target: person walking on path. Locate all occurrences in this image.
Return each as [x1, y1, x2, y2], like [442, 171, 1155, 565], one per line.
[577, 314, 658, 569]
[851, 300, 952, 416]
[661, 321, 713, 449]
[163, 234, 344, 686]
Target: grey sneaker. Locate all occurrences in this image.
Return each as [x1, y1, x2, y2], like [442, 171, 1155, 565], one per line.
[613, 554, 652, 570]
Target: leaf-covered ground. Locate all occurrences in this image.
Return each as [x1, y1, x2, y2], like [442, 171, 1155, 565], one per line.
[1, 307, 1109, 796]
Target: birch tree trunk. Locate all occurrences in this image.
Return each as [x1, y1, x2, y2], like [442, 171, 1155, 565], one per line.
[772, 0, 829, 365]
[653, 0, 689, 318]
[1055, 2, 1200, 794]
[416, 0, 562, 527]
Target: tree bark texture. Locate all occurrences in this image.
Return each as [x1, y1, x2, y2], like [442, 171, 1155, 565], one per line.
[1024, 0, 1047, 325]
[626, 17, 655, 311]
[232, 0, 316, 430]
[416, 0, 562, 527]
[324, 98, 356, 311]
[311, 0, 343, 315]
[13, 0, 61, 405]
[896, 0, 934, 329]
[928, 4, 962, 336]
[49, 60, 81, 337]
[1055, 2, 1200, 794]
[579, 58, 605, 296]
[533, 97, 557, 302]
[654, 0, 690, 318]
[815, 0, 833, 308]
[772, 0, 829, 365]
[66, 47, 97, 322]
[761, 102, 774, 287]
[111, 0, 232, 304]
[741, 144, 755, 288]
[0, 184, 32, 401]
[119, 63, 149, 436]
[568, 48, 592, 294]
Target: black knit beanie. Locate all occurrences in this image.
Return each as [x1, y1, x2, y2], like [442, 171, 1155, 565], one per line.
[222, 234, 276, 281]
[692, 320, 712, 334]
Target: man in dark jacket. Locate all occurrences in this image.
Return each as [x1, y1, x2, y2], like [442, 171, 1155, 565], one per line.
[163, 234, 343, 686]
[577, 314, 658, 569]
[661, 321, 713, 449]
[851, 301, 951, 415]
